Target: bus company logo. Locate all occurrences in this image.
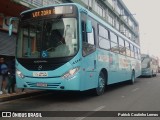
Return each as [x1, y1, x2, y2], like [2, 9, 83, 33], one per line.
[2, 112, 11, 117]
[38, 65, 43, 70]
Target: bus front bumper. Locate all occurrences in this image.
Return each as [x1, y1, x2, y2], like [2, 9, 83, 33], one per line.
[141, 69, 152, 76]
[16, 74, 81, 91]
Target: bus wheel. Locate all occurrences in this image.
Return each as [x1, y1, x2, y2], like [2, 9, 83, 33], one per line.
[149, 71, 153, 78]
[95, 72, 106, 96]
[129, 70, 135, 84]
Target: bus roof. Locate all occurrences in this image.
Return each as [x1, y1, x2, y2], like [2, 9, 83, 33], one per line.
[141, 54, 158, 60]
[20, 3, 80, 15]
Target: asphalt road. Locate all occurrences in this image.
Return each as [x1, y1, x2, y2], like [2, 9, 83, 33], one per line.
[1, 74, 160, 120]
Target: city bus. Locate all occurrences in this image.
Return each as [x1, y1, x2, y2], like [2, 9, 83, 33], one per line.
[9, 3, 141, 95]
[141, 54, 158, 77]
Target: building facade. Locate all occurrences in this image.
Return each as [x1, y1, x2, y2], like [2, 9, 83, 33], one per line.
[0, 0, 139, 56]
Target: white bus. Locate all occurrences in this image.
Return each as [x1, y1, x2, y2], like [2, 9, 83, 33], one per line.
[141, 54, 158, 77]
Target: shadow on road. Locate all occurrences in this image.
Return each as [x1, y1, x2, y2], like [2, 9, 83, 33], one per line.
[0, 78, 144, 111]
[29, 79, 140, 102]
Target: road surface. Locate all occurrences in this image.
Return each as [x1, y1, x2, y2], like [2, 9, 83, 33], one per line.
[1, 74, 160, 120]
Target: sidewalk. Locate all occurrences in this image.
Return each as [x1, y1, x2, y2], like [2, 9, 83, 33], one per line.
[0, 75, 47, 102]
[0, 88, 45, 102]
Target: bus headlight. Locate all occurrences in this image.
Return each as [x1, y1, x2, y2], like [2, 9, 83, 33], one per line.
[16, 69, 25, 79]
[62, 67, 80, 79]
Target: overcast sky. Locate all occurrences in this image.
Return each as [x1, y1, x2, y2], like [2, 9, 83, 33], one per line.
[123, 0, 160, 58]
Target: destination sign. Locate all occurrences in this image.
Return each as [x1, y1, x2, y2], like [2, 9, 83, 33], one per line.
[21, 5, 75, 20]
[32, 9, 55, 18]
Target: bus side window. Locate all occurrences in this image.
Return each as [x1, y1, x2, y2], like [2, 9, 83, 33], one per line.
[134, 47, 138, 59]
[138, 48, 141, 60]
[82, 27, 96, 56]
[98, 25, 110, 51]
[130, 44, 134, 58]
[87, 28, 95, 45]
[81, 21, 87, 42]
[81, 13, 96, 56]
[110, 31, 119, 53]
[125, 41, 131, 57]
[118, 37, 126, 55]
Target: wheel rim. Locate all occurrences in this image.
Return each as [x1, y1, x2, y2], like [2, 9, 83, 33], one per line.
[96, 73, 105, 95]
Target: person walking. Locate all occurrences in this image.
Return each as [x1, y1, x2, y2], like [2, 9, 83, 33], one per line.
[0, 58, 8, 94]
[7, 59, 16, 94]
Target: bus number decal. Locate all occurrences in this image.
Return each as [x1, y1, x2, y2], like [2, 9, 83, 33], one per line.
[72, 58, 82, 64]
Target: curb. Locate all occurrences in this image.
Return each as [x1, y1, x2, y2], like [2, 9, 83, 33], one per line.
[0, 91, 47, 102]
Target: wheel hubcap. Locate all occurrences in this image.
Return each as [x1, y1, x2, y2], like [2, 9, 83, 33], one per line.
[98, 76, 105, 92]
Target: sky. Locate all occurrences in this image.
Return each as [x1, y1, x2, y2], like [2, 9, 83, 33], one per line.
[123, 0, 160, 58]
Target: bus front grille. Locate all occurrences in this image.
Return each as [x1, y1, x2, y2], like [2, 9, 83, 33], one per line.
[26, 82, 61, 88]
[17, 57, 73, 71]
[22, 63, 65, 71]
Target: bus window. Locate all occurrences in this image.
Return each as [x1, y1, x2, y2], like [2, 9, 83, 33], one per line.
[110, 31, 119, 53]
[87, 28, 95, 45]
[82, 28, 96, 56]
[125, 41, 131, 57]
[99, 25, 108, 39]
[118, 37, 126, 55]
[17, 18, 78, 58]
[98, 25, 110, 50]
[130, 44, 134, 58]
[19, 21, 43, 58]
[138, 49, 141, 59]
[81, 13, 96, 56]
[133, 45, 135, 58]
[134, 47, 138, 59]
[81, 21, 87, 43]
[110, 32, 118, 43]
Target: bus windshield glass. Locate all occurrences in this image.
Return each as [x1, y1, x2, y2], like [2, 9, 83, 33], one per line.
[141, 57, 151, 68]
[17, 17, 78, 58]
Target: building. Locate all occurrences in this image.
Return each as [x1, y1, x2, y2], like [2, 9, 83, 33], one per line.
[0, 0, 139, 57]
[0, 0, 27, 57]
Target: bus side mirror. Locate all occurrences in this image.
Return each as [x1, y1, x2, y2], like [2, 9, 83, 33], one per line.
[86, 20, 92, 33]
[9, 24, 13, 36]
[8, 17, 19, 36]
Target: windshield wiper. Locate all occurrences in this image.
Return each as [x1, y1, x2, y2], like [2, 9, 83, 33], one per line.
[55, 14, 63, 20]
[141, 57, 145, 62]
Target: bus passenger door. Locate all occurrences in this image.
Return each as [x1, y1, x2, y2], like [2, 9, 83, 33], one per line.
[80, 12, 97, 90]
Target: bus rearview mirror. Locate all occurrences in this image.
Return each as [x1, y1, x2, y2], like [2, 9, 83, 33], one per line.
[9, 24, 13, 36]
[8, 17, 19, 36]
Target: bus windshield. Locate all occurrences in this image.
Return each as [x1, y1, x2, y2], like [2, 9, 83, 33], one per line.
[141, 57, 150, 68]
[17, 17, 78, 58]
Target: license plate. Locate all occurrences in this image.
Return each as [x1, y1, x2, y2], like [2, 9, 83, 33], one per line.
[33, 72, 48, 77]
[36, 83, 47, 87]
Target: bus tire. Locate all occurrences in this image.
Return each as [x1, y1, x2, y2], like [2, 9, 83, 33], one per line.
[150, 71, 153, 78]
[129, 70, 135, 85]
[94, 72, 106, 96]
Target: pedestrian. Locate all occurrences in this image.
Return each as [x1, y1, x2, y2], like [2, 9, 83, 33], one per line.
[7, 59, 16, 94]
[0, 58, 8, 94]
